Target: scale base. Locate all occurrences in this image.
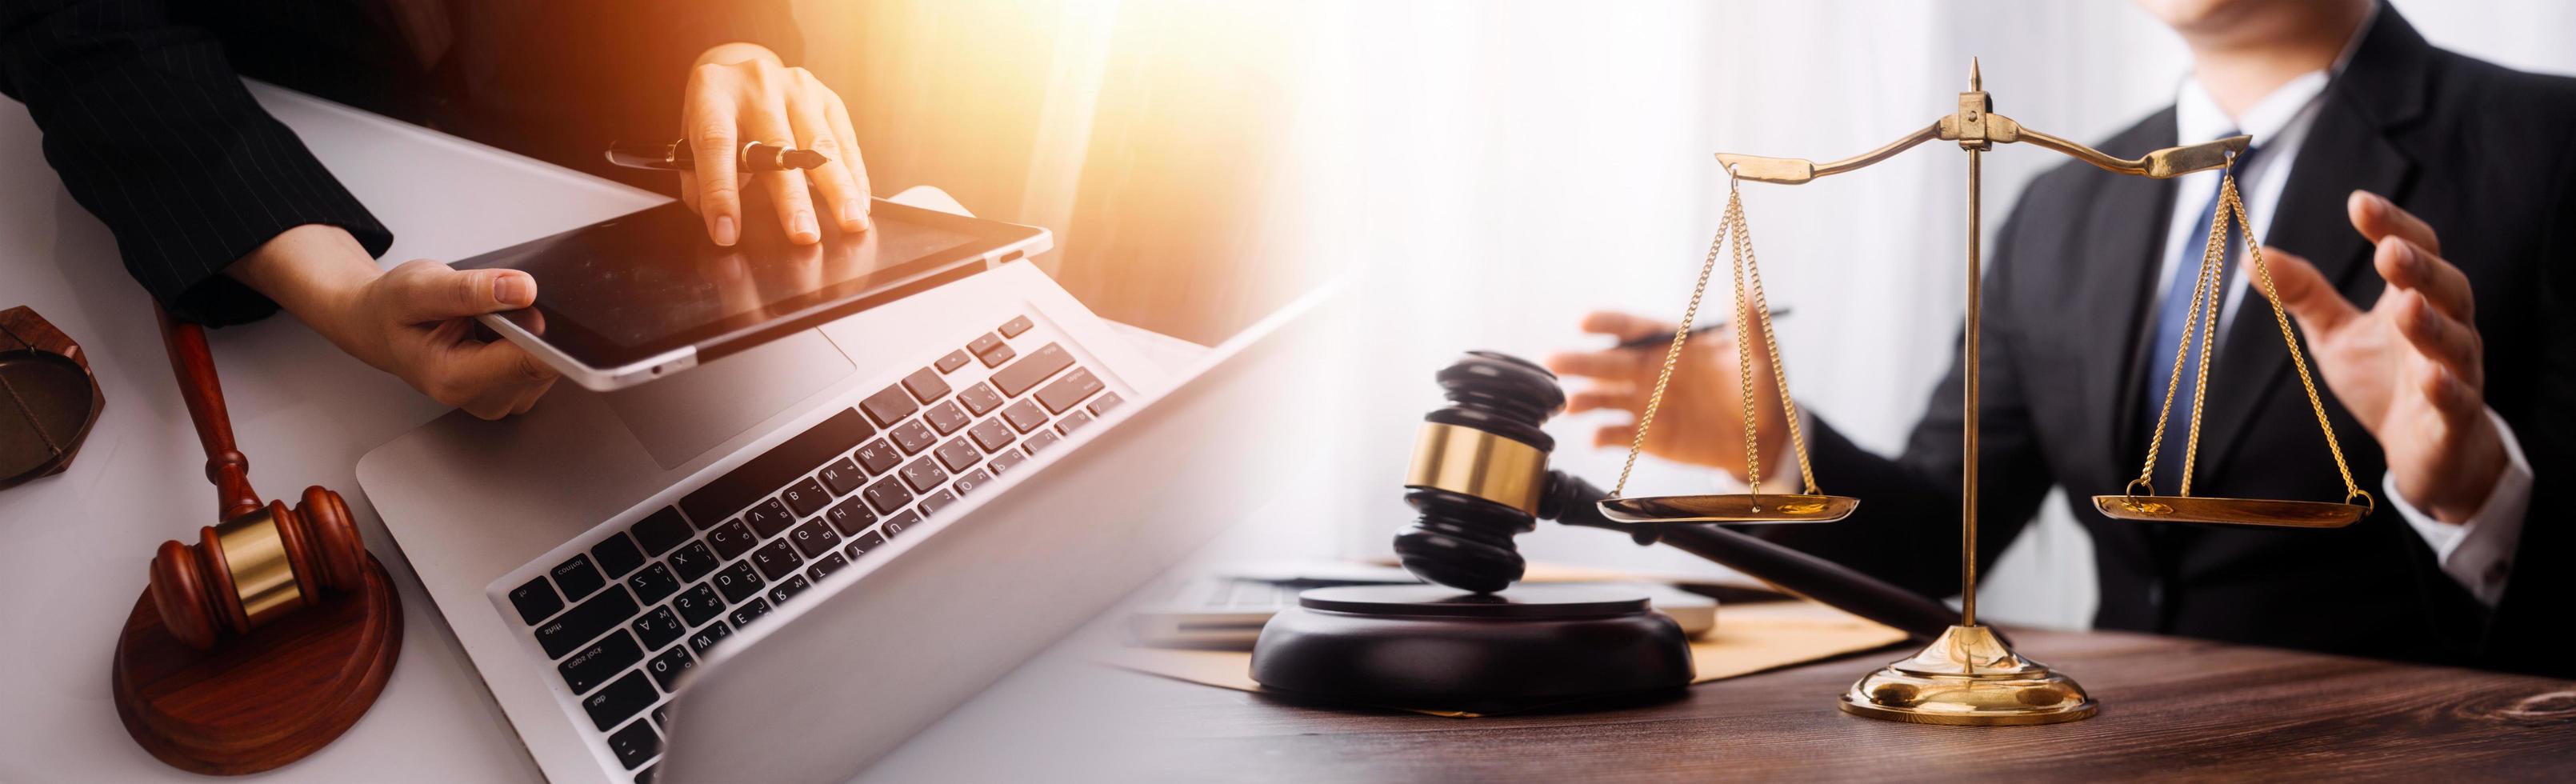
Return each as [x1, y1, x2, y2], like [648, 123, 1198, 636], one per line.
[1837, 624, 2095, 726]
[1248, 585, 1694, 714]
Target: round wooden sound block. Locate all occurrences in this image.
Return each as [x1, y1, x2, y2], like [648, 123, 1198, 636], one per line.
[111, 553, 402, 775]
[1249, 585, 1693, 714]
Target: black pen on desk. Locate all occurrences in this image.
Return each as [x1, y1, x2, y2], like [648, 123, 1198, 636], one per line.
[1613, 308, 1795, 350]
[604, 140, 830, 172]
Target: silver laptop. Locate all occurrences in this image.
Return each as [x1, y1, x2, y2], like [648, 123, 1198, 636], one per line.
[361, 217, 1333, 781]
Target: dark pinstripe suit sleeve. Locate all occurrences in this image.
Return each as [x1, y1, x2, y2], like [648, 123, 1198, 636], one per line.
[0, 0, 393, 326]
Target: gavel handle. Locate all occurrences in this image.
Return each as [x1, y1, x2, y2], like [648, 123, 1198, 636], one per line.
[156, 308, 261, 520]
[1542, 471, 1976, 645]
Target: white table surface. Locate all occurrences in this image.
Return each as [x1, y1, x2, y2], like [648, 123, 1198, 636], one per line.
[0, 83, 664, 782]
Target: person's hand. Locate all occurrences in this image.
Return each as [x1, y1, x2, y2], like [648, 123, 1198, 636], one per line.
[679, 42, 872, 247]
[227, 225, 558, 420]
[1544, 311, 1790, 482]
[2262, 190, 2506, 523]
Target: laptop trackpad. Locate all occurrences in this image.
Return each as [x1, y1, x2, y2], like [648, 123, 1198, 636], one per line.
[605, 330, 855, 469]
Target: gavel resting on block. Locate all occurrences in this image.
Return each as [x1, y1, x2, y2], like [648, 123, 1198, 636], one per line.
[1247, 351, 1966, 711]
[111, 309, 402, 776]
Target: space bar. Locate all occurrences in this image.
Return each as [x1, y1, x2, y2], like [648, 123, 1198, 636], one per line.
[680, 408, 873, 526]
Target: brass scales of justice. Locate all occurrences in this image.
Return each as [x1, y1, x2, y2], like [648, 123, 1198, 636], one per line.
[1594, 59, 2371, 726]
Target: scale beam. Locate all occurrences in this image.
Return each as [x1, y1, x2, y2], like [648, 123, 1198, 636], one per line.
[1716, 118, 2248, 185]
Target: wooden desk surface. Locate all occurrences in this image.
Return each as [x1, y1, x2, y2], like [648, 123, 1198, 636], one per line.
[1089, 629, 2576, 781]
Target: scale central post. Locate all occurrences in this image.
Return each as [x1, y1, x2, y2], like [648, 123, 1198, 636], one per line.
[1706, 59, 2246, 726]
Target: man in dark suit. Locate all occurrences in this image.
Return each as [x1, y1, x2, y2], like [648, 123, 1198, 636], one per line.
[1, 0, 873, 418]
[1549, 1, 2570, 676]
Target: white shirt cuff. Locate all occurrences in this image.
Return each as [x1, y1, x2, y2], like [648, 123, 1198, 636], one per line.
[2385, 407, 2533, 608]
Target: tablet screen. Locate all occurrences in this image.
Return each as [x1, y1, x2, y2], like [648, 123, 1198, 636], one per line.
[456, 198, 1042, 367]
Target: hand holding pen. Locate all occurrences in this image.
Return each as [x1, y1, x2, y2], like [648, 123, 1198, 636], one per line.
[1542, 309, 1798, 474]
[655, 43, 873, 247]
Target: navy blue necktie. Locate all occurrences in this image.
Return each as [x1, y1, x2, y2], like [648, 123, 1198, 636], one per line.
[2140, 138, 2260, 494]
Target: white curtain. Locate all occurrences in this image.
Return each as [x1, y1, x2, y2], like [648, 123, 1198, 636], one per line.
[804, 0, 2576, 628]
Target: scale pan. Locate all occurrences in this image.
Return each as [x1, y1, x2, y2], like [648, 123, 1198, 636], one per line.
[2090, 495, 2366, 529]
[1598, 494, 1858, 524]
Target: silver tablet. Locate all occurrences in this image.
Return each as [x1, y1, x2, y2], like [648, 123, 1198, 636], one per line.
[454, 198, 1050, 390]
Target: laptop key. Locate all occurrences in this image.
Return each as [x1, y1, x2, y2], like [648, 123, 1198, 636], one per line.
[742, 498, 794, 538]
[583, 671, 656, 731]
[782, 478, 832, 518]
[999, 314, 1033, 338]
[592, 534, 646, 579]
[769, 574, 811, 606]
[1037, 368, 1103, 414]
[987, 449, 1029, 477]
[856, 441, 903, 476]
[552, 554, 606, 602]
[673, 582, 724, 626]
[899, 457, 949, 492]
[646, 644, 697, 691]
[633, 605, 685, 650]
[966, 332, 1003, 357]
[1087, 391, 1124, 417]
[882, 509, 923, 538]
[967, 418, 1014, 453]
[843, 530, 887, 560]
[861, 386, 918, 430]
[686, 620, 733, 654]
[626, 563, 679, 605]
[706, 519, 757, 560]
[862, 477, 913, 514]
[607, 717, 661, 770]
[682, 408, 873, 525]
[788, 519, 840, 558]
[1002, 400, 1047, 433]
[934, 350, 971, 374]
[958, 383, 1004, 415]
[954, 468, 992, 497]
[558, 630, 643, 694]
[751, 539, 804, 581]
[535, 586, 638, 659]
[729, 597, 774, 630]
[713, 560, 763, 603]
[669, 542, 718, 582]
[991, 342, 1073, 397]
[976, 342, 1016, 368]
[1056, 409, 1094, 436]
[607, 718, 660, 770]
[1023, 429, 1062, 455]
[889, 421, 938, 454]
[818, 458, 866, 495]
[934, 438, 981, 472]
[901, 367, 950, 403]
[508, 577, 562, 625]
[923, 400, 969, 434]
[825, 496, 877, 535]
[917, 489, 959, 516]
[632, 507, 694, 552]
[806, 552, 849, 582]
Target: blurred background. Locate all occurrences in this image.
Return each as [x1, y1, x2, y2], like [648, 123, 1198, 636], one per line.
[794, 0, 2576, 629]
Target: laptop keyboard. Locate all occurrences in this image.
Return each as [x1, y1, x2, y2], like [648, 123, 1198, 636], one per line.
[495, 314, 1126, 780]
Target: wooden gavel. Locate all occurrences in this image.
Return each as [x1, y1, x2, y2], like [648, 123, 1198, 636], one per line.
[145, 310, 367, 650]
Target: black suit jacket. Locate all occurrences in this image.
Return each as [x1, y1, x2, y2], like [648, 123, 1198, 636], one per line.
[0, 0, 800, 326]
[1762, 8, 2574, 677]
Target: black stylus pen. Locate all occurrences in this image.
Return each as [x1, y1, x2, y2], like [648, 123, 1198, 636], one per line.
[1613, 307, 1796, 350]
[604, 139, 830, 171]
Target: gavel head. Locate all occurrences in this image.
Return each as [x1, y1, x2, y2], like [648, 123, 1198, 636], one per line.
[1395, 351, 1565, 593]
[148, 486, 366, 650]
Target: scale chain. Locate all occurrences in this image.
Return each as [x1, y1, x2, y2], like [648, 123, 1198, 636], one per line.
[1610, 186, 1736, 498]
[2126, 162, 2369, 510]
